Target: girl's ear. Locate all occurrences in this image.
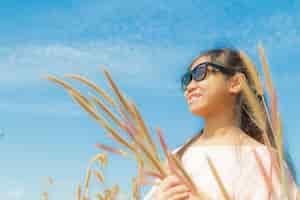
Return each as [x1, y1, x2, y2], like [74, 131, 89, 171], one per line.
[228, 72, 246, 95]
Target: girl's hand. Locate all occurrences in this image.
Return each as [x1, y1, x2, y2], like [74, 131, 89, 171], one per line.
[187, 194, 203, 200]
[152, 175, 191, 200]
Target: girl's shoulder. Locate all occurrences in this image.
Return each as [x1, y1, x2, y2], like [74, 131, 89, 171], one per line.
[179, 143, 277, 168]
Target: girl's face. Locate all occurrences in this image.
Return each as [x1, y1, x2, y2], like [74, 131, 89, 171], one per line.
[183, 55, 235, 117]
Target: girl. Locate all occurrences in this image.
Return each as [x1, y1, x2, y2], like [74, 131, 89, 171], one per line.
[143, 48, 298, 199]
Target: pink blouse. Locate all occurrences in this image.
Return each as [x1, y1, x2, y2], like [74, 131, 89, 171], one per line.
[143, 145, 298, 200]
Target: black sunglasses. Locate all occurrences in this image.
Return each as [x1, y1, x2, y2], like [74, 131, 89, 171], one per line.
[181, 62, 238, 91]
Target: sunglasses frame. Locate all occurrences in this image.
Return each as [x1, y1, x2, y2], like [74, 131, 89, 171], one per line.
[181, 62, 238, 91]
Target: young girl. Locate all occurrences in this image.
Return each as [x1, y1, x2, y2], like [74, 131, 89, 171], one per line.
[143, 48, 298, 200]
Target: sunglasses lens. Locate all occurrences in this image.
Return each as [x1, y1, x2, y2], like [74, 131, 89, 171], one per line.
[181, 64, 207, 91]
[193, 65, 206, 81]
[181, 72, 191, 91]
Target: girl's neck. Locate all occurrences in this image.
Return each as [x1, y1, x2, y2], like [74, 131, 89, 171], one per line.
[196, 106, 242, 145]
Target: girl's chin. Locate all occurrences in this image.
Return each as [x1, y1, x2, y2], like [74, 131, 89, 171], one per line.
[188, 100, 205, 108]
[188, 103, 207, 116]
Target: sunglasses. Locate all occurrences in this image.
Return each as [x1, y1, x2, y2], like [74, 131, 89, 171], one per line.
[181, 62, 238, 91]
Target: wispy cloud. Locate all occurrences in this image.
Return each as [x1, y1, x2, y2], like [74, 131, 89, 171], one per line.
[0, 42, 189, 91]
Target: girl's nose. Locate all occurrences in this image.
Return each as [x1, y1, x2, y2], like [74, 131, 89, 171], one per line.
[184, 79, 198, 97]
[186, 79, 198, 92]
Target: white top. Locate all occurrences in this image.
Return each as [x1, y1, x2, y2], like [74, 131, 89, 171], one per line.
[142, 145, 298, 200]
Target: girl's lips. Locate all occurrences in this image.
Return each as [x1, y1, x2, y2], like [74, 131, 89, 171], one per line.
[187, 92, 202, 104]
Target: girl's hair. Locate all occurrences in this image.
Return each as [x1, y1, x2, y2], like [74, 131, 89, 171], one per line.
[175, 48, 275, 160]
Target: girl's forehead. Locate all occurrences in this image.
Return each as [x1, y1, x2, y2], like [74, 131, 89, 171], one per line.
[190, 56, 210, 71]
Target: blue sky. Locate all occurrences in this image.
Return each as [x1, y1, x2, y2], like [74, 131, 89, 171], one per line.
[1, 0, 300, 199]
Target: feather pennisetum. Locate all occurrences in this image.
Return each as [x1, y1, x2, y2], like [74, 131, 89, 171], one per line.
[167, 151, 204, 199]
[90, 153, 108, 168]
[241, 80, 266, 132]
[268, 117, 283, 182]
[46, 75, 75, 90]
[240, 78, 275, 155]
[76, 184, 82, 200]
[142, 169, 164, 180]
[258, 98, 281, 184]
[118, 104, 159, 167]
[101, 67, 137, 121]
[258, 44, 288, 197]
[239, 50, 283, 174]
[126, 143, 148, 171]
[137, 154, 160, 186]
[121, 116, 161, 172]
[110, 184, 120, 200]
[65, 74, 116, 107]
[133, 146, 157, 178]
[137, 170, 156, 186]
[258, 45, 279, 135]
[262, 99, 282, 184]
[206, 156, 231, 200]
[46, 76, 93, 108]
[95, 143, 128, 157]
[155, 127, 174, 175]
[155, 127, 169, 158]
[118, 105, 141, 139]
[167, 153, 195, 193]
[258, 45, 274, 102]
[136, 150, 146, 185]
[93, 169, 105, 184]
[69, 90, 136, 153]
[84, 167, 91, 196]
[138, 178, 156, 186]
[258, 47, 280, 147]
[132, 177, 140, 200]
[252, 149, 274, 198]
[105, 130, 136, 154]
[129, 101, 159, 159]
[89, 93, 124, 130]
[122, 121, 167, 177]
[239, 51, 264, 96]
[239, 51, 274, 146]
[240, 48, 281, 181]
[104, 188, 112, 200]
[41, 192, 48, 200]
[68, 90, 107, 127]
[134, 148, 144, 168]
[274, 113, 289, 198]
[82, 195, 89, 200]
[95, 192, 105, 200]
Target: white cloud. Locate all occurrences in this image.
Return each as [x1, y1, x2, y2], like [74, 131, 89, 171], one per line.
[1, 10, 300, 89]
[0, 42, 188, 93]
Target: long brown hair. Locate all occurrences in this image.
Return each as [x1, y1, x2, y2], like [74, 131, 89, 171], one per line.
[175, 48, 276, 160]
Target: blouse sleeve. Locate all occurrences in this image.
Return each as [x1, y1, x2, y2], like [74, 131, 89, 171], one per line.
[234, 147, 299, 200]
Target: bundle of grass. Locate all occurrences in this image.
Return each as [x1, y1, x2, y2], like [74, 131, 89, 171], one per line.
[238, 44, 299, 199]
[76, 153, 121, 200]
[47, 67, 208, 199]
